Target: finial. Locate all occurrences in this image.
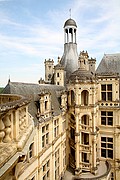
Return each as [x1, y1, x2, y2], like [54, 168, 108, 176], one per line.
[8, 75, 10, 83]
[69, 9, 71, 19]
[58, 56, 60, 63]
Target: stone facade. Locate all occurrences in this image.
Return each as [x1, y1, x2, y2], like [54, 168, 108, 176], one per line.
[0, 89, 67, 180]
[1, 18, 120, 180]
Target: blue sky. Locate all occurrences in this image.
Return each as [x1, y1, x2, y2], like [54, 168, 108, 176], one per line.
[0, 0, 120, 87]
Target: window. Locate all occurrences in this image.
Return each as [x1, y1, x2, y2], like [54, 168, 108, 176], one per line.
[42, 160, 50, 180]
[81, 115, 89, 125]
[45, 101, 48, 110]
[81, 90, 89, 105]
[101, 137, 113, 159]
[71, 90, 75, 105]
[57, 82, 59, 85]
[101, 84, 112, 101]
[70, 127, 75, 140]
[55, 149, 60, 180]
[48, 66, 51, 70]
[42, 124, 49, 148]
[82, 152, 89, 163]
[57, 72, 59, 77]
[54, 119, 59, 138]
[81, 132, 89, 145]
[29, 142, 34, 159]
[101, 111, 113, 126]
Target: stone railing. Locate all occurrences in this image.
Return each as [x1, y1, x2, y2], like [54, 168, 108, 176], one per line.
[0, 94, 30, 143]
[80, 124, 90, 131]
[80, 162, 91, 170]
[0, 94, 21, 104]
[73, 161, 111, 180]
[80, 144, 91, 152]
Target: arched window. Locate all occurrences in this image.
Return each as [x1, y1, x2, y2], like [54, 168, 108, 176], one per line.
[81, 90, 89, 105]
[29, 142, 34, 159]
[81, 115, 89, 125]
[71, 90, 75, 105]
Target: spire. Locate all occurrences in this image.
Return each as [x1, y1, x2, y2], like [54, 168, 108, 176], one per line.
[8, 75, 11, 84]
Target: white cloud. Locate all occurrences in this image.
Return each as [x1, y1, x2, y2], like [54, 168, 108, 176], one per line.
[0, 0, 120, 86]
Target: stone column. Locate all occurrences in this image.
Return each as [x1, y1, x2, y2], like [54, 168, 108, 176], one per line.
[13, 109, 19, 140]
[0, 118, 5, 143]
[3, 115, 11, 142]
[75, 113, 80, 175]
[91, 112, 97, 175]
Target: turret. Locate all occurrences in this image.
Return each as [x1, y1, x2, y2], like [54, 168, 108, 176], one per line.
[61, 18, 78, 79]
[44, 59, 54, 83]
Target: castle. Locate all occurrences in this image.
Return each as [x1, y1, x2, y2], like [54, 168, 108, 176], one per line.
[1, 18, 120, 180]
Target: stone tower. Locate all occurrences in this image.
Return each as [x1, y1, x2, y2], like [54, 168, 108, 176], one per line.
[54, 57, 65, 86]
[44, 59, 54, 83]
[61, 18, 78, 79]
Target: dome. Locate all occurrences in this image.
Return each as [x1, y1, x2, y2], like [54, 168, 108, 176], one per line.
[64, 18, 77, 28]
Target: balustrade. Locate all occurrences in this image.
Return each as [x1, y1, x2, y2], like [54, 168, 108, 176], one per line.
[80, 124, 90, 131]
[80, 162, 91, 169]
[19, 108, 27, 132]
[80, 144, 91, 152]
[0, 118, 5, 143]
[3, 115, 11, 142]
[0, 106, 28, 144]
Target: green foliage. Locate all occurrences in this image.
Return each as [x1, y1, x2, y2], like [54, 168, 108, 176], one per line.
[0, 87, 4, 93]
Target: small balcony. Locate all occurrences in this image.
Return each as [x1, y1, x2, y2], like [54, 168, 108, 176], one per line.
[80, 144, 91, 152]
[80, 162, 91, 171]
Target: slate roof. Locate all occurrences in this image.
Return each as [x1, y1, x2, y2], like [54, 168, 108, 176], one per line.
[2, 82, 65, 126]
[69, 69, 93, 82]
[96, 53, 120, 75]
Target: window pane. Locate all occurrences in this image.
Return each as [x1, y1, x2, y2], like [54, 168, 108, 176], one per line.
[101, 111, 106, 116]
[108, 92, 112, 101]
[42, 135, 45, 147]
[108, 150, 113, 159]
[101, 149, 106, 158]
[101, 143, 106, 148]
[101, 117, 106, 125]
[46, 124, 49, 130]
[108, 144, 113, 148]
[108, 138, 113, 142]
[42, 126, 45, 133]
[107, 84, 112, 91]
[46, 133, 49, 144]
[101, 137, 106, 142]
[107, 112, 113, 116]
[101, 85, 106, 91]
[102, 92, 106, 101]
[108, 117, 113, 126]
